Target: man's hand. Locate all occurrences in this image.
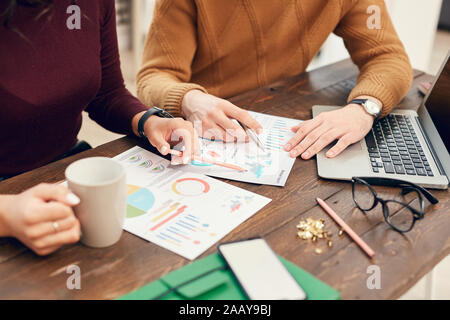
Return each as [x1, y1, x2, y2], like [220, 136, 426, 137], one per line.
[284, 104, 375, 159]
[181, 90, 263, 142]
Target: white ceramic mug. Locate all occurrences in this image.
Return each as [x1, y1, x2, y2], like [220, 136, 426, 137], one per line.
[65, 157, 126, 248]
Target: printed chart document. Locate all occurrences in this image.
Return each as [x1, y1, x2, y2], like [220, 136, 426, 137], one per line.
[114, 146, 271, 260]
[179, 111, 302, 186]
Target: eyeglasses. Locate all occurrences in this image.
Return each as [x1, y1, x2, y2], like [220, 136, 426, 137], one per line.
[351, 177, 439, 233]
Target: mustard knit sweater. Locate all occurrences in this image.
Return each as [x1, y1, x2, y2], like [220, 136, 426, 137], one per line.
[137, 0, 413, 118]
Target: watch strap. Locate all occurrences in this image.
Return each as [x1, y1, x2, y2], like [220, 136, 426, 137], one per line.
[349, 99, 368, 105]
[138, 107, 174, 138]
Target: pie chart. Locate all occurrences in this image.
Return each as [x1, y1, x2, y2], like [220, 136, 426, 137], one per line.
[126, 185, 155, 218]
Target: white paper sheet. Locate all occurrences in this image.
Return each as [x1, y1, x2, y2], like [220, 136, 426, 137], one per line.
[114, 146, 271, 260]
[179, 111, 302, 186]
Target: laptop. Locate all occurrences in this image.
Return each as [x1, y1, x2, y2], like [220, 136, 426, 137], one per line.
[313, 53, 450, 190]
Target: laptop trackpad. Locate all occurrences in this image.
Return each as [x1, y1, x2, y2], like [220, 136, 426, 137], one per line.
[344, 142, 362, 152]
[324, 141, 362, 153]
[318, 140, 368, 180]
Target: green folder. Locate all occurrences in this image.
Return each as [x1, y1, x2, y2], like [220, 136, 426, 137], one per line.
[119, 253, 340, 300]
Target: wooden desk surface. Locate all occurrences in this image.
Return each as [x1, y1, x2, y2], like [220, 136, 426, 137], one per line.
[0, 59, 448, 300]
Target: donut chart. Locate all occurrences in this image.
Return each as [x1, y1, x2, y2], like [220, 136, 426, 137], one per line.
[127, 154, 142, 163]
[151, 164, 166, 173]
[139, 160, 153, 168]
[171, 178, 210, 196]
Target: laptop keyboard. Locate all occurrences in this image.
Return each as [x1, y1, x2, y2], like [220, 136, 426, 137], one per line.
[365, 114, 433, 177]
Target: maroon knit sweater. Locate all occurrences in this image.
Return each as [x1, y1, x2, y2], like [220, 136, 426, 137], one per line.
[0, 0, 148, 176]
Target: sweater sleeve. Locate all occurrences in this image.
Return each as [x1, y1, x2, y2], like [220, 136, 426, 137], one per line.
[334, 0, 413, 117]
[85, 0, 148, 134]
[136, 0, 207, 118]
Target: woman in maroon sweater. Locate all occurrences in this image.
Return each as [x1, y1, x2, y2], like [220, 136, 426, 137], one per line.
[0, 0, 199, 255]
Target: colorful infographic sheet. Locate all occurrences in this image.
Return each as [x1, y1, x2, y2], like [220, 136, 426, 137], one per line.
[114, 146, 271, 260]
[179, 111, 302, 186]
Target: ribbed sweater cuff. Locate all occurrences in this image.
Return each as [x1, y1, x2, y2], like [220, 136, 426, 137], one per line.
[348, 81, 397, 118]
[164, 83, 208, 117]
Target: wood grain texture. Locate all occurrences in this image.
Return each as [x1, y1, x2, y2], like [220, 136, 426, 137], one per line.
[0, 59, 447, 300]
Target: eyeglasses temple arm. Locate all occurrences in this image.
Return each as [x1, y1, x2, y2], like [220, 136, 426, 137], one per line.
[353, 177, 439, 204]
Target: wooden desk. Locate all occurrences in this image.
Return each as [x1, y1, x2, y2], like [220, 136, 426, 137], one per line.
[0, 59, 448, 299]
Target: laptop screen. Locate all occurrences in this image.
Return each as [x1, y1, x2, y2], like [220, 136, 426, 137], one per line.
[424, 55, 450, 151]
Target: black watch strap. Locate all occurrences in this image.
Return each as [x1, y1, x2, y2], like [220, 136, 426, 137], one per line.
[349, 99, 368, 105]
[138, 107, 174, 138]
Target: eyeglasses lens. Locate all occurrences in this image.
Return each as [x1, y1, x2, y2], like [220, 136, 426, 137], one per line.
[384, 200, 416, 232]
[353, 179, 376, 211]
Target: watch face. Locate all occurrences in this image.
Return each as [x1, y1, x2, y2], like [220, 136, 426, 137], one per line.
[365, 100, 381, 115]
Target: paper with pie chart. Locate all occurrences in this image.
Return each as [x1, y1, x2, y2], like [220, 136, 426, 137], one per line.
[179, 111, 302, 186]
[114, 146, 271, 260]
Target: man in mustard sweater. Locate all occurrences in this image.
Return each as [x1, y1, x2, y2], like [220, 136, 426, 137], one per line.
[137, 0, 413, 160]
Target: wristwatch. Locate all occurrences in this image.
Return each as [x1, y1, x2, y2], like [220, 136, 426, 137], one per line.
[349, 99, 382, 119]
[138, 107, 174, 138]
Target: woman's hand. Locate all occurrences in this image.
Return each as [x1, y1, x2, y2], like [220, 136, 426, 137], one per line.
[284, 104, 375, 159]
[181, 90, 263, 142]
[0, 183, 81, 256]
[144, 116, 201, 165]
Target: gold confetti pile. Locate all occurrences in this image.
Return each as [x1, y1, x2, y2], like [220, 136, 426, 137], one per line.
[296, 217, 334, 254]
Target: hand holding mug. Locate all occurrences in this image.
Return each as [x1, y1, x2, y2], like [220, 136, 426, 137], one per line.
[0, 183, 81, 256]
